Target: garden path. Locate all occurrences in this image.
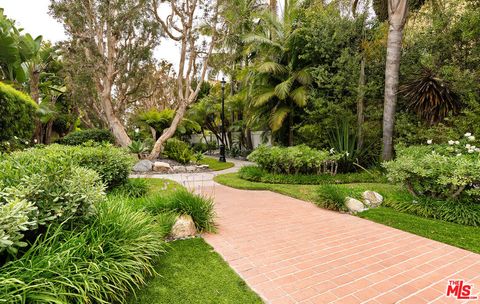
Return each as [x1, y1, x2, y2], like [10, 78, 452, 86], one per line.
[156, 162, 480, 304]
[203, 186, 480, 304]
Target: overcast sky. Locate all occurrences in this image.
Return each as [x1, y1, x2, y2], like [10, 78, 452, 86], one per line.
[0, 0, 179, 67]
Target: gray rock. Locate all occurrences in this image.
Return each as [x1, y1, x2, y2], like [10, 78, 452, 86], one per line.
[185, 166, 197, 172]
[196, 164, 209, 170]
[153, 161, 172, 173]
[173, 166, 187, 173]
[132, 160, 153, 172]
[345, 197, 367, 213]
[170, 214, 197, 239]
[362, 191, 383, 208]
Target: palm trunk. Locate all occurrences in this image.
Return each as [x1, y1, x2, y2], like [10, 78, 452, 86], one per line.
[382, 0, 408, 161]
[357, 56, 365, 150]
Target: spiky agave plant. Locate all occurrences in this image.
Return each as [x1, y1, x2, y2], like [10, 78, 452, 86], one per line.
[400, 69, 460, 125]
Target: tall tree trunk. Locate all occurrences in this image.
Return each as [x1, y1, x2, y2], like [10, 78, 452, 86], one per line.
[381, 0, 408, 161]
[357, 56, 365, 150]
[101, 88, 132, 147]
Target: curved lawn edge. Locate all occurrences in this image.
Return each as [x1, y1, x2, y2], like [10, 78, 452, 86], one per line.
[214, 173, 480, 254]
[199, 156, 235, 171]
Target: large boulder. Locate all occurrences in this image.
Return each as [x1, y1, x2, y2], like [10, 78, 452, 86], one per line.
[170, 214, 197, 239]
[132, 160, 153, 172]
[362, 191, 383, 208]
[153, 161, 172, 173]
[185, 165, 197, 172]
[345, 197, 367, 214]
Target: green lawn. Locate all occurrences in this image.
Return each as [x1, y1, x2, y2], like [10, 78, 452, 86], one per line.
[199, 156, 235, 171]
[128, 178, 261, 303]
[214, 173, 480, 254]
[129, 238, 263, 304]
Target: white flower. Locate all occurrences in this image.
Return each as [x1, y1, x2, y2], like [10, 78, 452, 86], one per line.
[468, 135, 476, 141]
[471, 146, 476, 150]
[427, 140, 433, 145]
[456, 153, 462, 156]
[448, 140, 455, 145]
[24, 141, 29, 145]
[469, 150, 474, 154]
[455, 141, 460, 145]
[329, 148, 335, 154]
[466, 144, 471, 149]
[476, 148, 480, 152]
[465, 132, 472, 137]
[5, 142, 10, 146]
[14, 136, 18, 139]
[345, 152, 350, 157]
[33, 139, 38, 144]
[134, 128, 140, 133]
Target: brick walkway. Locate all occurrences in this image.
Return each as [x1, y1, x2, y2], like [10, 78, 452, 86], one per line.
[203, 185, 480, 304]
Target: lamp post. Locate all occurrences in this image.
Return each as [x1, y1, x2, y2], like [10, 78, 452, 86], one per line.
[219, 77, 227, 162]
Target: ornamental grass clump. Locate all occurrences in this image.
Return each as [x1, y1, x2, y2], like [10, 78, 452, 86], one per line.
[384, 133, 480, 202]
[247, 145, 339, 175]
[0, 198, 166, 304]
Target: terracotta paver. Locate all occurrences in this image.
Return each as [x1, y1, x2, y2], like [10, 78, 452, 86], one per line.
[202, 185, 480, 304]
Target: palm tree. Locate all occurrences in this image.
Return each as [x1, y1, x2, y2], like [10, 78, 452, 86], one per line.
[375, 0, 427, 160]
[243, 0, 312, 146]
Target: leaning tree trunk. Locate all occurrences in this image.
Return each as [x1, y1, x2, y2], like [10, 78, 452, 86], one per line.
[381, 0, 408, 161]
[148, 103, 187, 159]
[101, 88, 132, 147]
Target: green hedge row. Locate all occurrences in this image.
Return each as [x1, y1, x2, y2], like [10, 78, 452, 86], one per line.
[0, 82, 37, 142]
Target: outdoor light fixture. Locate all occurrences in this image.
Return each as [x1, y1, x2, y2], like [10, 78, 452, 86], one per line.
[219, 77, 227, 162]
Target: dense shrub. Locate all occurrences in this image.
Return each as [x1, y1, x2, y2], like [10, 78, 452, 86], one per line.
[247, 145, 339, 174]
[133, 190, 215, 232]
[0, 150, 106, 254]
[238, 166, 386, 185]
[56, 129, 115, 146]
[384, 134, 480, 202]
[0, 82, 37, 143]
[163, 138, 194, 164]
[0, 190, 38, 255]
[0, 198, 166, 303]
[26, 144, 134, 189]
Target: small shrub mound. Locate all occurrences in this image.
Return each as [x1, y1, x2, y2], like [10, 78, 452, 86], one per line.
[384, 134, 480, 202]
[315, 184, 349, 212]
[163, 138, 194, 164]
[239, 166, 386, 185]
[56, 129, 115, 146]
[0, 82, 37, 143]
[0, 198, 166, 303]
[247, 145, 339, 175]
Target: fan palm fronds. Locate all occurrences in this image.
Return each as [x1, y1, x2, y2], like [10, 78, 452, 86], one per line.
[400, 69, 460, 125]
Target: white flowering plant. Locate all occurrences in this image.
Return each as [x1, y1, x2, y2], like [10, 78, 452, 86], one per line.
[383, 133, 480, 202]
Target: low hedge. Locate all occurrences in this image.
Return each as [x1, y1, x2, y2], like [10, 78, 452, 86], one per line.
[0, 82, 38, 142]
[56, 129, 115, 146]
[247, 145, 339, 175]
[238, 165, 386, 185]
[4, 144, 134, 189]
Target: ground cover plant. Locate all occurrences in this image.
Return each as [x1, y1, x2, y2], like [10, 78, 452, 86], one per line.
[214, 173, 480, 253]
